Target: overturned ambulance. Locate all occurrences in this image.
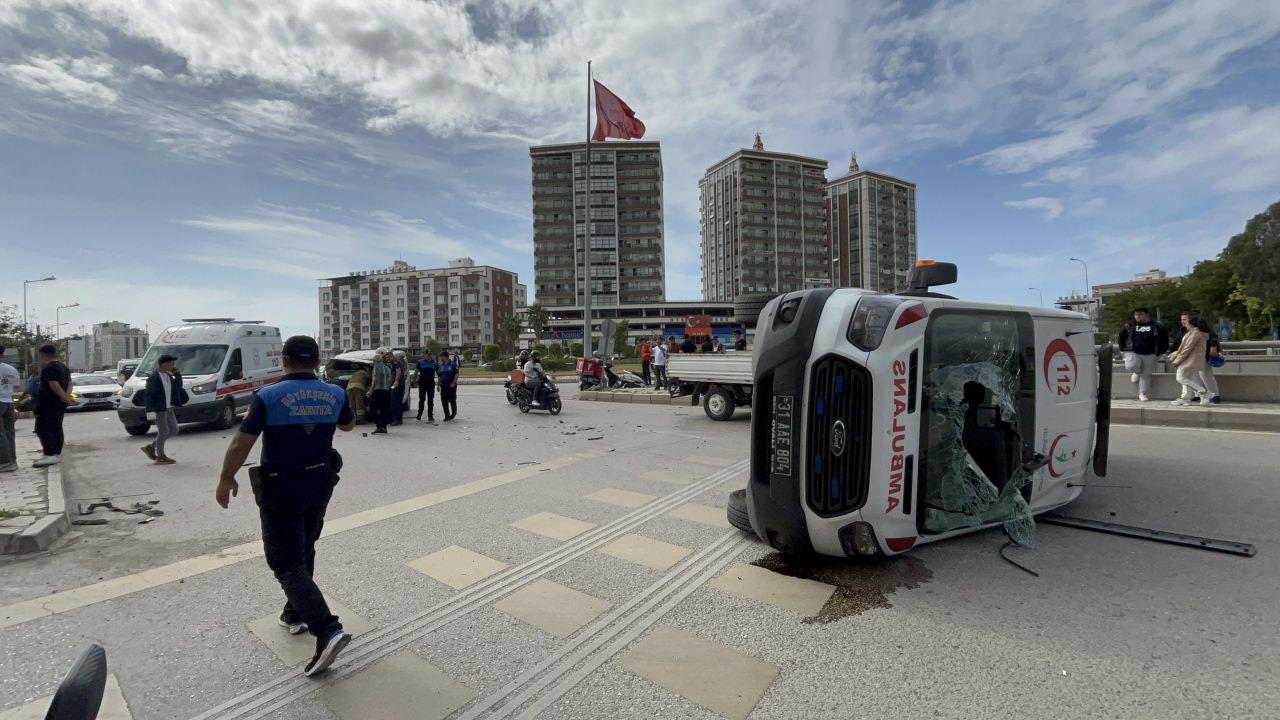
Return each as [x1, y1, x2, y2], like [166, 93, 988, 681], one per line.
[730, 261, 1111, 558]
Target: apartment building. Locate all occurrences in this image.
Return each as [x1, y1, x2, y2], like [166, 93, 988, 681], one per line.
[824, 152, 917, 292]
[89, 321, 149, 369]
[699, 133, 829, 302]
[530, 140, 665, 308]
[317, 258, 527, 359]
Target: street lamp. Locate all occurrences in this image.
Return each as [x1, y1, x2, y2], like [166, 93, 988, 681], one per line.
[1068, 258, 1093, 323]
[1028, 287, 1044, 306]
[56, 302, 79, 340]
[23, 276, 56, 333]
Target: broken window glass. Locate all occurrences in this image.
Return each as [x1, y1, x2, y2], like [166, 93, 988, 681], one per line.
[921, 313, 1036, 546]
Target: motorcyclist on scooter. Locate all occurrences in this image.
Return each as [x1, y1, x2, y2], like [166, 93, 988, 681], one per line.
[523, 351, 547, 406]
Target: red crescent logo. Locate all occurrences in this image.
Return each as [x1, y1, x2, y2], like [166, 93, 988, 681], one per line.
[1048, 433, 1069, 478]
[1043, 338, 1078, 397]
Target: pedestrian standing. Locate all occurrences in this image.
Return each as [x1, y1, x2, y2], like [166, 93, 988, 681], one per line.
[439, 352, 459, 421]
[1117, 307, 1168, 402]
[33, 344, 76, 467]
[667, 336, 678, 357]
[652, 340, 669, 390]
[733, 330, 747, 352]
[415, 350, 438, 422]
[141, 354, 186, 464]
[681, 336, 697, 354]
[25, 364, 39, 436]
[0, 346, 18, 473]
[367, 350, 394, 434]
[711, 337, 725, 354]
[639, 339, 653, 386]
[216, 336, 355, 678]
[1195, 318, 1223, 404]
[390, 354, 406, 426]
[1168, 312, 1208, 406]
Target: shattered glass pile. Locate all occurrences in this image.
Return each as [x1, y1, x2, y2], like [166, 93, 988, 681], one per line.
[921, 328, 1036, 547]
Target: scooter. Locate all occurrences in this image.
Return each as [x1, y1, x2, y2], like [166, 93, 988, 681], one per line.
[512, 376, 562, 415]
[504, 377, 519, 404]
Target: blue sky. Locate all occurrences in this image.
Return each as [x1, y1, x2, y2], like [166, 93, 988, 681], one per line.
[2, 0, 1279, 341]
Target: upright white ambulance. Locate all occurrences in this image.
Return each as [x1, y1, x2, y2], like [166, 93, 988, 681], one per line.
[736, 262, 1111, 557]
[116, 319, 286, 436]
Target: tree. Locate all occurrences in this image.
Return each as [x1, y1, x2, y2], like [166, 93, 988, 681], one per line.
[483, 344, 500, 363]
[463, 349, 473, 362]
[499, 315, 523, 353]
[525, 303, 549, 342]
[1181, 257, 1239, 327]
[612, 320, 631, 356]
[0, 302, 53, 367]
[1225, 200, 1280, 307]
[570, 341, 584, 357]
[548, 343, 565, 358]
[1099, 281, 1189, 338]
[425, 337, 442, 356]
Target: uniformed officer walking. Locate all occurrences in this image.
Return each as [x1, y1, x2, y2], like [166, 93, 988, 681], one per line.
[216, 336, 355, 677]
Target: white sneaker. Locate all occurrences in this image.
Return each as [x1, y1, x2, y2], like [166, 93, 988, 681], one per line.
[1137, 394, 1149, 402]
[1130, 373, 1139, 384]
[32, 454, 61, 467]
[1170, 399, 1189, 406]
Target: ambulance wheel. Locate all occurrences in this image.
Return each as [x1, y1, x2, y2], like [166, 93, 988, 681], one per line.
[125, 423, 151, 437]
[548, 397, 562, 415]
[704, 387, 735, 421]
[727, 489, 754, 535]
[518, 398, 531, 413]
[211, 401, 237, 430]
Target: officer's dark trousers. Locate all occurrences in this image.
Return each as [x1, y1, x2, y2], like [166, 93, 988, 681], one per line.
[369, 389, 391, 429]
[256, 470, 341, 640]
[391, 385, 405, 423]
[35, 404, 65, 456]
[441, 384, 457, 419]
[417, 383, 435, 420]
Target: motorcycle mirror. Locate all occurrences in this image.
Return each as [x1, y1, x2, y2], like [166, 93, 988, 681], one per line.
[45, 643, 108, 720]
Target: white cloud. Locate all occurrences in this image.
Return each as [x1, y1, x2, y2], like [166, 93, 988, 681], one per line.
[130, 64, 166, 81]
[972, 129, 1097, 174]
[222, 98, 310, 135]
[1, 55, 119, 107]
[1075, 197, 1107, 216]
[1004, 196, 1064, 220]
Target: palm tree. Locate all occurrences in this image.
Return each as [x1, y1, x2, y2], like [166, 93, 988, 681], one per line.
[499, 315, 524, 352]
[525, 303, 549, 344]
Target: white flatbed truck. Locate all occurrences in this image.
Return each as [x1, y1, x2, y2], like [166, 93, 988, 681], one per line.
[666, 353, 754, 421]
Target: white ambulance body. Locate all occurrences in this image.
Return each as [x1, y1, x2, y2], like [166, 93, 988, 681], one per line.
[743, 262, 1110, 558]
[116, 319, 285, 436]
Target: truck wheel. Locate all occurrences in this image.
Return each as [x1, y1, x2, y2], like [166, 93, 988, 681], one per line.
[211, 400, 237, 430]
[125, 423, 151, 437]
[726, 489, 754, 535]
[704, 387, 736, 421]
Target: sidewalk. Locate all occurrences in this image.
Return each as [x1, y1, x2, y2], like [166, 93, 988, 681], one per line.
[0, 432, 69, 554]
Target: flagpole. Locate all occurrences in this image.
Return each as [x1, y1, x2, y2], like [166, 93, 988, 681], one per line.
[583, 59, 593, 357]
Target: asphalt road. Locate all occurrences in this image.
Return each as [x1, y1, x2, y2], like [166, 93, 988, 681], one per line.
[1, 392, 1278, 719]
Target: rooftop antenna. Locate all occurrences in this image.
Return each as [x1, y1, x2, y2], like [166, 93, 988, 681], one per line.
[752, 129, 763, 150]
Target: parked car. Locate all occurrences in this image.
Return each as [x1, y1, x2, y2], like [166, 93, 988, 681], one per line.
[69, 373, 123, 411]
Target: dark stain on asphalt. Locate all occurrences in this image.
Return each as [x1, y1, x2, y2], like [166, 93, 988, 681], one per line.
[751, 552, 933, 624]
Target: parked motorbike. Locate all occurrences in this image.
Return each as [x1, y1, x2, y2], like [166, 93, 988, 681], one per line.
[512, 376, 562, 415]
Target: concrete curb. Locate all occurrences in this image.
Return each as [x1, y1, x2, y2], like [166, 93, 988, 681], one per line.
[578, 390, 1277, 433]
[2, 464, 71, 554]
[1112, 406, 1280, 433]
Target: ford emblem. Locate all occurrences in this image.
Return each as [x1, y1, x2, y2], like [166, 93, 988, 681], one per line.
[831, 420, 847, 457]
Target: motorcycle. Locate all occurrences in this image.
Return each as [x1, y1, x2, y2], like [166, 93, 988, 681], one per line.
[611, 365, 646, 389]
[512, 375, 562, 415]
[504, 377, 519, 404]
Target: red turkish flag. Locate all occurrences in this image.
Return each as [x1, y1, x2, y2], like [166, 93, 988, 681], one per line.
[592, 80, 645, 141]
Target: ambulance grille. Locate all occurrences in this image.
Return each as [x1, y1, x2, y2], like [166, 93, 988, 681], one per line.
[806, 356, 872, 516]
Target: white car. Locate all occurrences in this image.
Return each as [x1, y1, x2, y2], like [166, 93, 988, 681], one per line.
[69, 373, 123, 411]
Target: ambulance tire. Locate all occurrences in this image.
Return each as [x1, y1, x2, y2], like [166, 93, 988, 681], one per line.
[211, 400, 237, 430]
[734, 293, 776, 327]
[726, 489, 754, 535]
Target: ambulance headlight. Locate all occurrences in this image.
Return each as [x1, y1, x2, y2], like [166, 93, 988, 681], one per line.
[846, 296, 904, 351]
[190, 382, 216, 395]
[838, 522, 880, 557]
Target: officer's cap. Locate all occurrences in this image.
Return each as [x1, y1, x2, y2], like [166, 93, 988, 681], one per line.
[282, 335, 320, 361]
